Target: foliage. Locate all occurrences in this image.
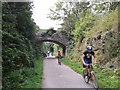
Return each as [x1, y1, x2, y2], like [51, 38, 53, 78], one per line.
[48, 1, 120, 45]
[22, 57, 43, 88]
[86, 9, 118, 38]
[48, 1, 93, 48]
[41, 28, 56, 37]
[72, 11, 96, 43]
[3, 57, 43, 89]
[54, 44, 63, 56]
[84, 10, 119, 65]
[2, 2, 43, 89]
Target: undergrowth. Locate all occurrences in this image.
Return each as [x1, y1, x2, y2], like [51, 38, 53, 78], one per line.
[3, 57, 43, 89]
[22, 57, 43, 88]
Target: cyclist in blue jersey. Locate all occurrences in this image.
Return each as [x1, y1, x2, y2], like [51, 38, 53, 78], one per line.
[81, 46, 97, 75]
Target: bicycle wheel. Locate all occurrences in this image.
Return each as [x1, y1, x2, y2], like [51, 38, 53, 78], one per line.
[58, 58, 61, 65]
[59, 61, 61, 65]
[83, 70, 89, 83]
[82, 70, 86, 78]
[91, 73, 99, 89]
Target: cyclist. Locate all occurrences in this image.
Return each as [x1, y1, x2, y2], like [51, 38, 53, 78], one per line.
[57, 50, 62, 64]
[81, 46, 96, 75]
[50, 46, 54, 56]
[58, 50, 61, 58]
[47, 51, 50, 56]
[42, 52, 47, 57]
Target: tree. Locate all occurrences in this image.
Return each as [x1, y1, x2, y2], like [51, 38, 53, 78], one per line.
[2, 2, 42, 89]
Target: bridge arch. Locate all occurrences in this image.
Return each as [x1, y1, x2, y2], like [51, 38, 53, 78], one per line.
[35, 30, 69, 56]
[35, 39, 66, 55]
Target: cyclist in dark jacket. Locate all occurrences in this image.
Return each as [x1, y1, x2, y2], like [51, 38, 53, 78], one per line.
[50, 46, 54, 56]
[81, 46, 97, 74]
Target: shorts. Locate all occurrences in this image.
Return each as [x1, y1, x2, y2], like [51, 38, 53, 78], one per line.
[83, 58, 93, 68]
[83, 64, 93, 68]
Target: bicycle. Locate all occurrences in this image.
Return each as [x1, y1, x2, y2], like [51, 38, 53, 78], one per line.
[82, 63, 99, 90]
[57, 56, 63, 65]
[51, 51, 54, 56]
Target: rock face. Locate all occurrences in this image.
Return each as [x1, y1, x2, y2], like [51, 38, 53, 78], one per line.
[102, 57, 119, 69]
[80, 26, 119, 69]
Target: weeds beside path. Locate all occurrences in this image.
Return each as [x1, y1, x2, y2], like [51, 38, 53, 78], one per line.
[22, 57, 43, 88]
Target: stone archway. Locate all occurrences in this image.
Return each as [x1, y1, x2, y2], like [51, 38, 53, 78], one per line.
[35, 30, 68, 56]
[35, 40, 66, 56]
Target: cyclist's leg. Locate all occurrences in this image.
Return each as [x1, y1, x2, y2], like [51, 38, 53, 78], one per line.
[59, 57, 61, 65]
[83, 64, 88, 75]
[85, 67, 89, 75]
[51, 51, 53, 56]
[84, 59, 89, 75]
[52, 52, 53, 56]
[88, 63, 93, 71]
[58, 56, 59, 62]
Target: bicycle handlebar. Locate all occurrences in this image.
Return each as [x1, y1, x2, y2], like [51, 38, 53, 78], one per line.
[84, 63, 95, 66]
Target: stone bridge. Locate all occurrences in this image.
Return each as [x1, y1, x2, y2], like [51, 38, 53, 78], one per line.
[35, 30, 69, 56]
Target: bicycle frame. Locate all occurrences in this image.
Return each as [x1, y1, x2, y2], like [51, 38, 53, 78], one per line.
[83, 63, 99, 89]
[58, 56, 61, 65]
[85, 64, 93, 75]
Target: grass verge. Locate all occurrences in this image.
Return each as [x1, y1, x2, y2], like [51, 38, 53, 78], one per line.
[3, 57, 44, 89]
[22, 57, 43, 88]
[62, 57, 119, 88]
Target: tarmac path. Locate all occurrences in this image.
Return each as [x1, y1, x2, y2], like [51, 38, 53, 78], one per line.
[42, 56, 94, 89]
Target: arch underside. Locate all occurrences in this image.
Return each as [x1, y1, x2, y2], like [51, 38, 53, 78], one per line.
[36, 39, 66, 55]
[36, 39, 66, 48]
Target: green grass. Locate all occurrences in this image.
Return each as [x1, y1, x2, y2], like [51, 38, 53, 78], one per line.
[62, 57, 119, 88]
[22, 57, 43, 88]
[3, 57, 44, 89]
[62, 57, 84, 74]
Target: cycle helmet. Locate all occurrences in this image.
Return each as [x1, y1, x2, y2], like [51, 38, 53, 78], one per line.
[86, 46, 92, 50]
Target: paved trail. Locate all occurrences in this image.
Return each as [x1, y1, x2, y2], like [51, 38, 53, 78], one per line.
[42, 56, 94, 89]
